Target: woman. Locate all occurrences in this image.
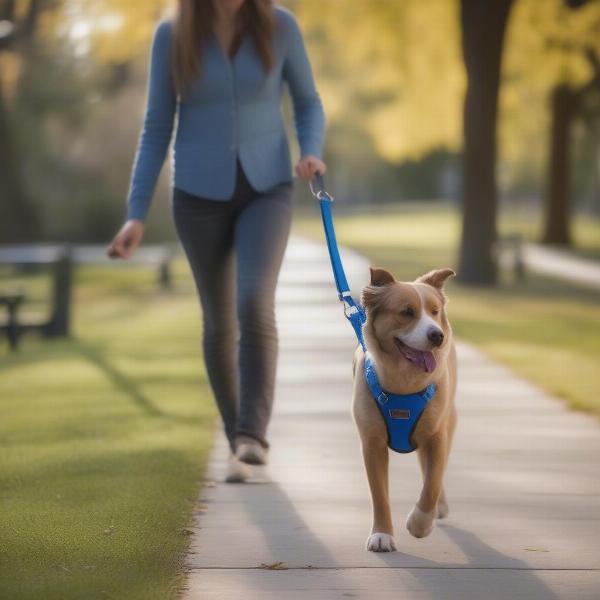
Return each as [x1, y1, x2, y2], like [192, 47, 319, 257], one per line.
[107, 0, 326, 482]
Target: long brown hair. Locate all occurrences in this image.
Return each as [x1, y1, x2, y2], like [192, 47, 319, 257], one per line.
[172, 0, 276, 95]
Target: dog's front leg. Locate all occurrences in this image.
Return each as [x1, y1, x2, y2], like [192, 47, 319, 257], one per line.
[407, 432, 448, 538]
[417, 446, 449, 519]
[361, 437, 396, 552]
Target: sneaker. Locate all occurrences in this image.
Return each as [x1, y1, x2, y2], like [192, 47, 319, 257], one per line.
[224, 454, 252, 483]
[235, 435, 269, 465]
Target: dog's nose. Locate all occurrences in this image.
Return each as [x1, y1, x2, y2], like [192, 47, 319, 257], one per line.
[428, 328, 444, 347]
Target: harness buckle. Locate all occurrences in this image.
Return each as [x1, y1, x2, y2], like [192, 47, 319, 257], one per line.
[377, 391, 389, 404]
[344, 303, 359, 318]
[339, 292, 359, 319]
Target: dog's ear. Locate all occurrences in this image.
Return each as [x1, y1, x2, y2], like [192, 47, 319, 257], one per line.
[362, 285, 386, 311]
[415, 268, 456, 290]
[369, 267, 395, 287]
[362, 267, 394, 311]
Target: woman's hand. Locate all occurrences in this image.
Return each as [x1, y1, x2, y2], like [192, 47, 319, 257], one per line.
[107, 219, 145, 260]
[295, 155, 327, 181]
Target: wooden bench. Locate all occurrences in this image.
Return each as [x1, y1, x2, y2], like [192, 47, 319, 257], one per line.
[0, 245, 73, 347]
[0, 243, 179, 348]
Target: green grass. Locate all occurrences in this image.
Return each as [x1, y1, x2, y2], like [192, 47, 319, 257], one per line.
[294, 203, 600, 415]
[0, 261, 216, 600]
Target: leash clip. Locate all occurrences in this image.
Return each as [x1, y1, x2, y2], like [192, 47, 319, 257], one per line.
[310, 172, 334, 202]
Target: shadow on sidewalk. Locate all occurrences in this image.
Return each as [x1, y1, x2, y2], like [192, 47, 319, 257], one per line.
[376, 522, 561, 600]
[240, 478, 342, 569]
[241, 479, 560, 599]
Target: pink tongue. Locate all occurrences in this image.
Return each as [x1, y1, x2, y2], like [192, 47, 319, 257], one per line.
[404, 347, 437, 373]
[423, 352, 437, 373]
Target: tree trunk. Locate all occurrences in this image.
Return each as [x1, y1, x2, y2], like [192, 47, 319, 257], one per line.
[458, 0, 514, 285]
[542, 84, 578, 246]
[0, 74, 40, 243]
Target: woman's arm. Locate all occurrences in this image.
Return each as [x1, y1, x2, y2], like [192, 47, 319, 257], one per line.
[281, 10, 326, 169]
[126, 20, 177, 222]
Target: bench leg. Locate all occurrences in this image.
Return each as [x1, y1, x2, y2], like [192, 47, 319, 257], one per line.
[7, 305, 20, 350]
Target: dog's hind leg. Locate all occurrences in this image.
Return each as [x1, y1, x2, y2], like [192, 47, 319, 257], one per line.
[437, 403, 458, 519]
[407, 432, 449, 538]
[361, 436, 396, 552]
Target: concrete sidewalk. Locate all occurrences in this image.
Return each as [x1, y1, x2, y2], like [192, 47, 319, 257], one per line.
[183, 236, 600, 600]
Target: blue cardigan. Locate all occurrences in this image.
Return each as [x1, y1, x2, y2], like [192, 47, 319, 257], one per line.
[127, 6, 326, 221]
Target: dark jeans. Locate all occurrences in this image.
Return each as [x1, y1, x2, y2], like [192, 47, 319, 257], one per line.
[171, 161, 294, 451]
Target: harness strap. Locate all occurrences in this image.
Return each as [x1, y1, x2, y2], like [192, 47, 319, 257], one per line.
[364, 351, 390, 405]
[365, 352, 436, 407]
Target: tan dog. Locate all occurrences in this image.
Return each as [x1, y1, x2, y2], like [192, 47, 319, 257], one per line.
[352, 266, 457, 552]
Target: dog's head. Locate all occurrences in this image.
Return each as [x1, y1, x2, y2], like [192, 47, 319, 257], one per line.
[361, 266, 455, 374]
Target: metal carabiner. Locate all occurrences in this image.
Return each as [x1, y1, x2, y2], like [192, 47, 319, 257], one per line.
[309, 172, 334, 202]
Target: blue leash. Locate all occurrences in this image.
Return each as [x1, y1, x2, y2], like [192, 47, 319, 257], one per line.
[310, 173, 436, 453]
[309, 173, 367, 349]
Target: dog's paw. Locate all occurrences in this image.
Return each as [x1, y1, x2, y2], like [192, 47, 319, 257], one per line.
[406, 505, 436, 538]
[437, 496, 449, 519]
[366, 532, 397, 552]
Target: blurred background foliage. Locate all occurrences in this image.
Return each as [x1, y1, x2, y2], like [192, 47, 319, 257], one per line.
[0, 0, 599, 243]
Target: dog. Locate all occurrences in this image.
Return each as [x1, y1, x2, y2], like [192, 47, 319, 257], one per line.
[352, 266, 457, 552]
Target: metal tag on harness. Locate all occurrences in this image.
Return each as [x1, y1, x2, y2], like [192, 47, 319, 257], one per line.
[389, 408, 411, 420]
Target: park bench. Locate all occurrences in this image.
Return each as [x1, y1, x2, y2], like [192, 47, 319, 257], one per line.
[496, 233, 525, 281]
[0, 245, 72, 351]
[0, 243, 178, 350]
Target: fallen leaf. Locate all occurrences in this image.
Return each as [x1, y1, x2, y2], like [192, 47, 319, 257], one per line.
[259, 561, 287, 570]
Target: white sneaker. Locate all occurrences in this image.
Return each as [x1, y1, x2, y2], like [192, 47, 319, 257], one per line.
[235, 436, 269, 465]
[224, 454, 252, 483]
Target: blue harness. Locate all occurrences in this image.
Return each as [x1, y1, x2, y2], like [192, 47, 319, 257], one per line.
[311, 175, 436, 453]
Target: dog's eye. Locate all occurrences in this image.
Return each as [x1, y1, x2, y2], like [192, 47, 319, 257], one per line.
[431, 307, 440, 316]
[399, 307, 415, 318]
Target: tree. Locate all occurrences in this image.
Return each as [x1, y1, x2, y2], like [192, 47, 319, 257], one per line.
[458, 0, 514, 285]
[292, 0, 464, 162]
[292, 1, 513, 285]
[293, 0, 599, 278]
[289, 0, 465, 203]
[542, 0, 600, 245]
[543, 60, 600, 245]
[0, 0, 43, 242]
[0, 0, 166, 243]
[500, 0, 600, 246]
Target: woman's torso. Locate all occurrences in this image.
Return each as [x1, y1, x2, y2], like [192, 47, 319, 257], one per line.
[171, 8, 294, 198]
[127, 5, 324, 219]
